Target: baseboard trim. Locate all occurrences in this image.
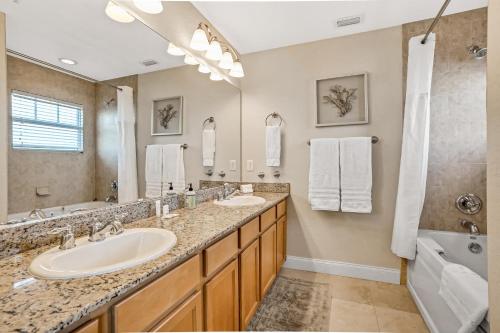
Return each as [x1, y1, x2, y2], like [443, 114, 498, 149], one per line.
[283, 255, 401, 284]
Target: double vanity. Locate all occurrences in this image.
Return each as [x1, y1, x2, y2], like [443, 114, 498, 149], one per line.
[0, 189, 288, 333]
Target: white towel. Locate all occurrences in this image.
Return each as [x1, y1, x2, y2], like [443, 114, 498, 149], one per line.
[202, 129, 216, 167]
[308, 139, 340, 211]
[162, 144, 185, 193]
[439, 263, 488, 333]
[340, 137, 372, 213]
[266, 126, 281, 167]
[145, 145, 163, 198]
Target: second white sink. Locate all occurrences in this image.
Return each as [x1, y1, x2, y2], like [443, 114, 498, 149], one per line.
[214, 195, 266, 207]
[29, 228, 176, 279]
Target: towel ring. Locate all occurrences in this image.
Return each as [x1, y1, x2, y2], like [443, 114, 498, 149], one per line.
[265, 112, 283, 126]
[202, 116, 216, 130]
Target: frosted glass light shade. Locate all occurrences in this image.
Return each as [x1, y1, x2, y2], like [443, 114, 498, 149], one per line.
[184, 54, 199, 65]
[209, 72, 223, 81]
[133, 0, 163, 14]
[190, 28, 209, 51]
[198, 64, 210, 74]
[167, 43, 185, 56]
[105, 1, 135, 23]
[205, 40, 223, 61]
[229, 60, 245, 78]
[218, 51, 234, 70]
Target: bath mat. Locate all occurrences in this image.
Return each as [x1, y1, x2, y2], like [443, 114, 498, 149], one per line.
[247, 275, 332, 331]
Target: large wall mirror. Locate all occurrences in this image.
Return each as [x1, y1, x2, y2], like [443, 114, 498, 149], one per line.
[0, 0, 241, 225]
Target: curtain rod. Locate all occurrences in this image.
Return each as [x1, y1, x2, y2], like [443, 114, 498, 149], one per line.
[421, 0, 451, 44]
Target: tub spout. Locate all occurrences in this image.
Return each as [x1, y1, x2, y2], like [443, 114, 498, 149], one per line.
[459, 219, 480, 235]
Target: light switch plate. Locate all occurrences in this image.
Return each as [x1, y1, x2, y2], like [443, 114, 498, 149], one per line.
[229, 160, 237, 171]
[246, 160, 254, 171]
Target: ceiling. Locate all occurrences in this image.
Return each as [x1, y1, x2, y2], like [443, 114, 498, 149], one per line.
[193, 0, 488, 55]
[0, 0, 185, 81]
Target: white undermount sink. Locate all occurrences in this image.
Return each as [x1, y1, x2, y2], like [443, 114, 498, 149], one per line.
[214, 195, 266, 207]
[29, 228, 176, 279]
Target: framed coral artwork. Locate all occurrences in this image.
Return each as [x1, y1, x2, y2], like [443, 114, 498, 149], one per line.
[314, 73, 368, 127]
[151, 96, 183, 136]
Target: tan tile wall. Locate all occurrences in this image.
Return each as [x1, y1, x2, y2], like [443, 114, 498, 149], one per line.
[7, 56, 97, 213]
[403, 8, 488, 233]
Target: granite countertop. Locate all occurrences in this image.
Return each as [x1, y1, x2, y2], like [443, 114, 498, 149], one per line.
[0, 192, 288, 333]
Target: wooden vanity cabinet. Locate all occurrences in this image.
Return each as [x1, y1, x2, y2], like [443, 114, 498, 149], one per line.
[205, 258, 240, 331]
[260, 224, 277, 298]
[276, 215, 287, 272]
[239, 239, 260, 330]
[73, 319, 100, 333]
[152, 291, 203, 332]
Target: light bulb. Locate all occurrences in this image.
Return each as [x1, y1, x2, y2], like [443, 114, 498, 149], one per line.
[190, 28, 209, 51]
[105, 1, 135, 23]
[198, 64, 210, 74]
[209, 71, 223, 81]
[133, 0, 163, 14]
[218, 51, 234, 70]
[167, 43, 185, 56]
[229, 60, 245, 78]
[205, 39, 223, 61]
[184, 54, 199, 65]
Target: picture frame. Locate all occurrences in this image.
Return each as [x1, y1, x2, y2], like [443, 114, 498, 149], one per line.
[151, 96, 183, 136]
[314, 72, 368, 127]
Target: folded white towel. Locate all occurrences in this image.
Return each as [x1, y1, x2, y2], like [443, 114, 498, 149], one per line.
[240, 184, 253, 194]
[308, 139, 340, 211]
[202, 129, 216, 167]
[145, 145, 163, 198]
[439, 263, 488, 333]
[340, 137, 372, 213]
[266, 126, 281, 167]
[162, 144, 185, 193]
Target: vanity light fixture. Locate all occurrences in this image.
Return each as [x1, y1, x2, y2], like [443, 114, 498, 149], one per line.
[133, 0, 163, 14]
[184, 54, 199, 65]
[229, 60, 245, 78]
[167, 43, 185, 56]
[218, 50, 234, 70]
[198, 64, 211, 74]
[105, 1, 135, 23]
[205, 38, 223, 61]
[59, 58, 77, 65]
[190, 24, 210, 51]
[209, 71, 223, 81]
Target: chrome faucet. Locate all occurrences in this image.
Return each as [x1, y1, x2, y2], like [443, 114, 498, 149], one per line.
[88, 214, 126, 242]
[48, 225, 75, 250]
[460, 219, 480, 235]
[222, 183, 238, 200]
[28, 208, 47, 220]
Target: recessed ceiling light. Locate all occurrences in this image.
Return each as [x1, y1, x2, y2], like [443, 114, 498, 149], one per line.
[59, 58, 77, 65]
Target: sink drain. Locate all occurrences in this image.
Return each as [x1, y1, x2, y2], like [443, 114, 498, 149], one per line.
[468, 242, 482, 254]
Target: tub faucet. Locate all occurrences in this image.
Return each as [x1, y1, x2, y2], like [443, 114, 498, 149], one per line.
[460, 219, 480, 235]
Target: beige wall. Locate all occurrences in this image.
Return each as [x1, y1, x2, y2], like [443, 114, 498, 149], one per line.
[487, 0, 500, 330]
[241, 27, 403, 269]
[95, 75, 138, 201]
[0, 13, 7, 222]
[404, 9, 488, 233]
[6, 56, 96, 213]
[137, 65, 241, 195]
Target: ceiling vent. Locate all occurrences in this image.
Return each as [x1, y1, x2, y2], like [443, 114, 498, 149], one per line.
[142, 59, 158, 67]
[337, 16, 361, 28]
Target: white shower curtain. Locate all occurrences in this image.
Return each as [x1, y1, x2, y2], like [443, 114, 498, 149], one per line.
[391, 34, 435, 260]
[116, 86, 138, 203]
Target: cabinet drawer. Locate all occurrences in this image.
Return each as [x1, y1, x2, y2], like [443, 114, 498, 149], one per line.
[114, 255, 201, 332]
[277, 200, 286, 219]
[260, 207, 276, 231]
[239, 217, 259, 249]
[73, 319, 99, 333]
[204, 231, 238, 277]
[152, 291, 203, 332]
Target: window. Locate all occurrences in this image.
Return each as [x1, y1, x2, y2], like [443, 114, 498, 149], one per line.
[11, 91, 84, 152]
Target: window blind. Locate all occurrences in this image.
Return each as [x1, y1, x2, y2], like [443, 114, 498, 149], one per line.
[11, 91, 84, 152]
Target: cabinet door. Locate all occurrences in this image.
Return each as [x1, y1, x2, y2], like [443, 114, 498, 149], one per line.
[73, 319, 99, 333]
[239, 239, 260, 330]
[276, 216, 287, 272]
[260, 224, 277, 298]
[152, 292, 203, 332]
[205, 259, 239, 331]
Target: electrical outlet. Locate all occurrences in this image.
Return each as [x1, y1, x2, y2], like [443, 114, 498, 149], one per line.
[246, 160, 254, 171]
[229, 160, 237, 171]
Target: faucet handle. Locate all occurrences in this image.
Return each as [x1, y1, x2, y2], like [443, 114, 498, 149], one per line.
[49, 225, 75, 250]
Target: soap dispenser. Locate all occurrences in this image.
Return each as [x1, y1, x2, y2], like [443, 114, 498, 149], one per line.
[185, 183, 197, 209]
[166, 182, 176, 195]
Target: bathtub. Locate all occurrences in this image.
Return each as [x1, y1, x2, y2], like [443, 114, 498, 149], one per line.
[408, 229, 488, 333]
[7, 201, 114, 224]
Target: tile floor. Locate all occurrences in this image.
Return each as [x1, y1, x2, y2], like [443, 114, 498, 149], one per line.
[279, 268, 429, 332]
